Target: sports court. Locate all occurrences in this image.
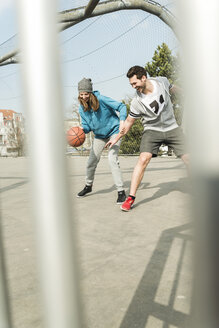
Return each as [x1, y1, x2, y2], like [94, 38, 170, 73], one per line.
[1, 155, 192, 328]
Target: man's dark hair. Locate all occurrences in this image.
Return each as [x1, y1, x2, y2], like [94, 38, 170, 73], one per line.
[126, 65, 147, 79]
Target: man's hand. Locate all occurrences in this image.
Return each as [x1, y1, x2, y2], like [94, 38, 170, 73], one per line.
[105, 134, 121, 149]
[119, 120, 125, 135]
[105, 116, 135, 149]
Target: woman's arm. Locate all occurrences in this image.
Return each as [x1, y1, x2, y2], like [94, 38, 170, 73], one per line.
[79, 108, 91, 133]
[99, 95, 127, 121]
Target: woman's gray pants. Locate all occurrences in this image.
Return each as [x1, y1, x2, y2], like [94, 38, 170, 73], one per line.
[86, 135, 124, 191]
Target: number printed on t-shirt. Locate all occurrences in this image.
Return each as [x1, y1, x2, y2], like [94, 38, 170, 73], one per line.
[149, 94, 164, 114]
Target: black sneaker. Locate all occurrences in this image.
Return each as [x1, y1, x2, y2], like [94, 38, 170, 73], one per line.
[117, 190, 126, 204]
[77, 185, 92, 197]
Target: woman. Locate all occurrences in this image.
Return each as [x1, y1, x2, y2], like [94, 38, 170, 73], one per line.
[77, 77, 127, 204]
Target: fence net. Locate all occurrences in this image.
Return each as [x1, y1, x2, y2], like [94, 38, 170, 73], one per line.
[0, 0, 180, 156]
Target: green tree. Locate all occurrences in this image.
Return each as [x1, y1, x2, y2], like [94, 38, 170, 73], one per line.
[145, 43, 183, 126]
[119, 99, 143, 155]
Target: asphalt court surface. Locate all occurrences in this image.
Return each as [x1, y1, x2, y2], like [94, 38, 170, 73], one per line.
[0, 156, 192, 328]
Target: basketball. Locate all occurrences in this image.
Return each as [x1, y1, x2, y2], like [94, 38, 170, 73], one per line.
[66, 126, 85, 147]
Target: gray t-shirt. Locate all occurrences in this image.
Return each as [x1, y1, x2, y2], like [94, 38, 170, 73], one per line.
[129, 77, 178, 132]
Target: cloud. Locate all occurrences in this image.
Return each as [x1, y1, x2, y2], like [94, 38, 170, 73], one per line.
[0, 0, 13, 14]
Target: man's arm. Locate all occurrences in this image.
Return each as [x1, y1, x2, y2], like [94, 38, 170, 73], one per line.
[169, 84, 183, 95]
[105, 116, 136, 148]
[120, 116, 135, 134]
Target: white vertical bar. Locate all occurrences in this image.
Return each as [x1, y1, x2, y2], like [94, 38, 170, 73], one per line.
[16, 1, 82, 328]
[0, 224, 12, 328]
[181, 1, 219, 327]
[182, 0, 219, 174]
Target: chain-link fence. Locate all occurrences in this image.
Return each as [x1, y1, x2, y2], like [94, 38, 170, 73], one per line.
[65, 117, 177, 157]
[0, 1, 180, 158]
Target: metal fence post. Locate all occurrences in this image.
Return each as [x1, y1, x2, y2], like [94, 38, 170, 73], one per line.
[16, 1, 82, 327]
[0, 222, 12, 328]
[181, 0, 219, 327]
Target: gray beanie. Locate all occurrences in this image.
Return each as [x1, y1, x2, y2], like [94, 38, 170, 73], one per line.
[78, 78, 93, 93]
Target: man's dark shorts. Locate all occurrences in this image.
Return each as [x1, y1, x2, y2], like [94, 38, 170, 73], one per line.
[140, 127, 187, 157]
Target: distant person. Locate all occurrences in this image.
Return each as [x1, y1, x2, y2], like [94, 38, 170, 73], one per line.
[77, 78, 127, 204]
[106, 65, 189, 211]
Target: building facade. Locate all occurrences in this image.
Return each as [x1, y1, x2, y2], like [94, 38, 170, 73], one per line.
[0, 109, 25, 157]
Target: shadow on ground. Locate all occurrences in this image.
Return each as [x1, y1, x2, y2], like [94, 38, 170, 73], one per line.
[119, 223, 193, 328]
[0, 178, 28, 193]
[135, 177, 190, 208]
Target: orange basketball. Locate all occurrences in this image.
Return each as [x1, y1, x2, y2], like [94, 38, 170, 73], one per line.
[66, 126, 85, 147]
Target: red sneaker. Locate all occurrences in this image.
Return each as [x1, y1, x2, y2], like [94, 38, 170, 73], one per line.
[121, 196, 135, 212]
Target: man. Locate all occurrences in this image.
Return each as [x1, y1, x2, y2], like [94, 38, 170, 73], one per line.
[106, 65, 189, 211]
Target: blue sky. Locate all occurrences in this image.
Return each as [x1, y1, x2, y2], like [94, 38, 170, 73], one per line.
[0, 0, 179, 117]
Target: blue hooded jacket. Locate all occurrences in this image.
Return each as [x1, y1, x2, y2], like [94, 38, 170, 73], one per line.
[79, 91, 127, 139]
